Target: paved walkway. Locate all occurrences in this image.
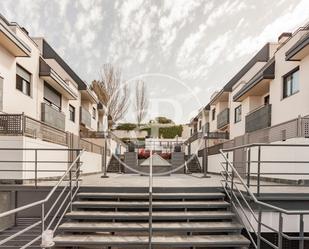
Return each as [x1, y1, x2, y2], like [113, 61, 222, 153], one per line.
[81, 173, 222, 188]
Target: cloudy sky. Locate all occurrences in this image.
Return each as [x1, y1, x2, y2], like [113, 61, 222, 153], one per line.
[1, 0, 309, 123]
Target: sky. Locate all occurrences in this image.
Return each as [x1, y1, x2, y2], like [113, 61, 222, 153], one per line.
[1, 0, 309, 124]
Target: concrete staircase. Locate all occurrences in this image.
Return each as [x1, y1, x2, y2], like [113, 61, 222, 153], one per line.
[107, 155, 124, 173]
[186, 155, 202, 173]
[0, 218, 41, 249]
[53, 188, 250, 248]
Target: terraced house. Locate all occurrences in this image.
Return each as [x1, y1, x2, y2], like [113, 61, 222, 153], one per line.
[1, 11, 309, 249]
[187, 23, 309, 177]
[0, 14, 117, 182]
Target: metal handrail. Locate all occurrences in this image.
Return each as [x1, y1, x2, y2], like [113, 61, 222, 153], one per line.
[219, 143, 309, 249]
[0, 148, 84, 248]
[148, 149, 153, 249]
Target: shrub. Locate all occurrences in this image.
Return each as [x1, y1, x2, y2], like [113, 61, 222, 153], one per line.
[116, 123, 137, 131]
[159, 125, 183, 139]
[155, 116, 173, 124]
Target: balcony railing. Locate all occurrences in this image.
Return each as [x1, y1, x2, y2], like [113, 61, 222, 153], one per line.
[0, 114, 67, 145]
[80, 107, 91, 127]
[245, 104, 271, 133]
[202, 122, 209, 133]
[41, 102, 65, 131]
[217, 108, 229, 129]
[0, 114, 105, 154]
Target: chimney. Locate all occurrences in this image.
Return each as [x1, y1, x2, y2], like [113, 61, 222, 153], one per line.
[278, 32, 292, 43]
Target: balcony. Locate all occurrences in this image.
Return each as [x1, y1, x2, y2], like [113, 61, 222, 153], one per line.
[245, 104, 271, 133]
[286, 31, 309, 61]
[217, 108, 229, 129]
[202, 122, 209, 133]
[41, 102, 65, 131]
[80, 107, 91, 128]
[39, 58, 78, 100]
[0, 17, 31, 57]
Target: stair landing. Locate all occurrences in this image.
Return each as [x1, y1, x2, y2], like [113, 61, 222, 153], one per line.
[80, 173, 222, 188]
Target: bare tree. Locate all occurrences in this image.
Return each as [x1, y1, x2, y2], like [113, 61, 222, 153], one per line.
[135, 80, 148, 126]
[91, 64, 129, 123]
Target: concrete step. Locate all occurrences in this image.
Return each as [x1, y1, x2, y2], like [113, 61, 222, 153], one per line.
[54, 234, 250, 247]
[77, 192, 225, 200]
[66, 210, 235, 220]
[72, 200, 229, 209]
[58, 221, 243, 233]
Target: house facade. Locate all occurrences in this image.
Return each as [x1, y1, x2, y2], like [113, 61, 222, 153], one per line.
[0, 14, 123, 180]
[187, 23, 309, 177]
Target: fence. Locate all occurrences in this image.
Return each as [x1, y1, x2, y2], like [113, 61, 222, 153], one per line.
[220, 144, 309, 249]
[0, 114, 104, 154]
[207, 116, 309, 153]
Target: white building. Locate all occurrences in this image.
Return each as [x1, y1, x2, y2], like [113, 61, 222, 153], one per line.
[0, 14, 122, 180]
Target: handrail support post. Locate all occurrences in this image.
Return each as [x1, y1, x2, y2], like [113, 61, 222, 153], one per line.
[278, 212, 283, 249]
[299, 214, 304, 249]
[247, 148, 251, 188]
[35, 149, 38, 188]
[257, 146, 261, 196]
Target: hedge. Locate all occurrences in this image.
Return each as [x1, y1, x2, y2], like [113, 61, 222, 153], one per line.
[116, 123, 137, 131]
[159, 125, 183, 139]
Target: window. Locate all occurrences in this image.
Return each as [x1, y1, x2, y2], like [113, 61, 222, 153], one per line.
[198, 120, 202, 130]
[234, 105, 242, 123]
[264, 95, 270, 105]
[92, 107, 96, 119]
[16, 65, 31, 96]
[69, 105, 75, 122]
[212, 108, 216, 120]
[283, 67, 299, 99]
[44, 82, 61, 111]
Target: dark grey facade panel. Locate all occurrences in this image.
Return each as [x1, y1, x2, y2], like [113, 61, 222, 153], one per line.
[223, 43, 270, 91]
[245, 104, 271, 133]
[233, 58, 275, 101]
[42, 40, 87, 90]
[285, 31, 309, 61]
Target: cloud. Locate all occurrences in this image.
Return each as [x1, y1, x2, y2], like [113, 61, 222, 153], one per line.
[227, 0, 309, 61]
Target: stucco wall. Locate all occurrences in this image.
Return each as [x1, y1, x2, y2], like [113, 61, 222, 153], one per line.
[270, 30, 309, 125]
[80, 151, 102, 174]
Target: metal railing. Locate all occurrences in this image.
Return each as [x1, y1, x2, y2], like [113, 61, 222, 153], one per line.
[0, 148, 83, 188]
[217, 108, 229, 129]
[220, 143, 309, 249]
[0, 114, 67, 145]
[0, 148, 84, 248]
[148, 149, 153, 249]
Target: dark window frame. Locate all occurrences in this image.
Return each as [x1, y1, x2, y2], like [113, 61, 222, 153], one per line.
[43, 82, 62, 112]
[198, 120, 202, 130]
[92, 107, 96, 119]
[264, 95, 270, 105]
[69, 104, 75, 122]
[212, 108, 216, 121]
[282, 66, 299, 99]
[234, 105, 242, 123]
[16, 64, 31, 97]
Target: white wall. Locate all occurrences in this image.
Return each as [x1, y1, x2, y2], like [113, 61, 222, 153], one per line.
[238, 208, 309, 233]
[249, 137, 309, 181]
[80, 151, 102, 174]
[0, 135, 105, 180]
[270, 30, 309, 126]
[0, 136, 68, 180]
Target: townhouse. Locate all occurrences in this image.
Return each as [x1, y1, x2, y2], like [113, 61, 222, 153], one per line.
[187, 22, 309, 177]
[0, 14, 117, 179]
